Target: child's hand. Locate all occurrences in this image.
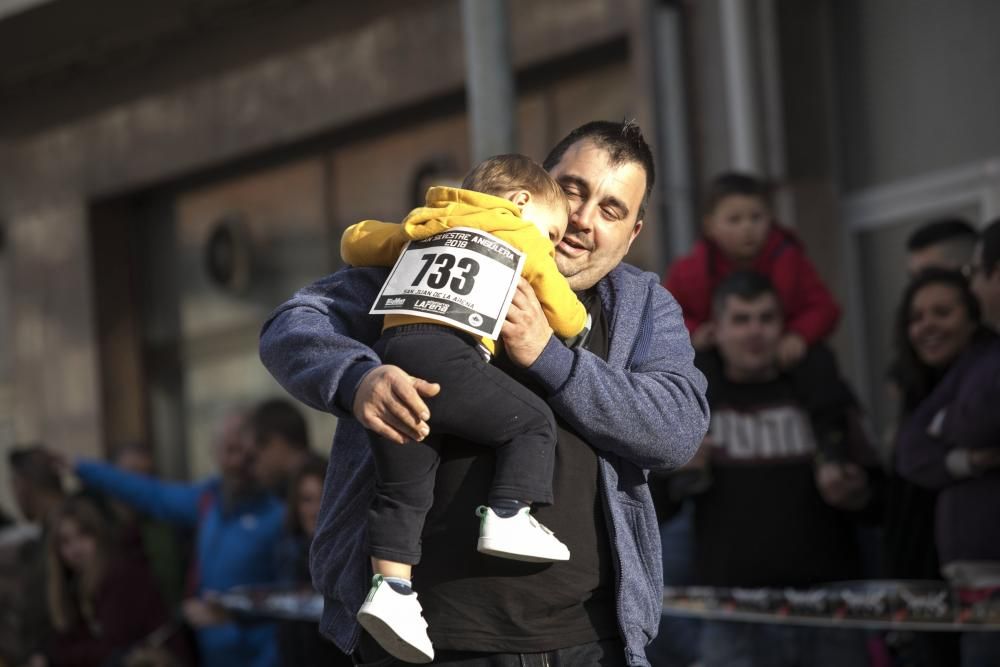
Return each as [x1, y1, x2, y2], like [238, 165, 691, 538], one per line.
[690, 322, 716, 351]
[777, 332, 807, 368]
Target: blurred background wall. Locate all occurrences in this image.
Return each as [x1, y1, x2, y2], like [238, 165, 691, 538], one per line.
[0, 0, 997, 509]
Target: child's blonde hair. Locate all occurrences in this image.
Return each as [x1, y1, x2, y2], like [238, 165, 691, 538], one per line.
[462, 154, 568, 210]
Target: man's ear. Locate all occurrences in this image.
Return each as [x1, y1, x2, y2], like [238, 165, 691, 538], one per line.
[509, 189, 531, 210]
[625, 219, 644, 252]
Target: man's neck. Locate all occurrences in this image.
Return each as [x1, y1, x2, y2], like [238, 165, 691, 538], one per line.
[221, 477, 261, 508]
[290, 449, 308, 471]
[723, 363, 779, 384]
[34, 493, 65, 525]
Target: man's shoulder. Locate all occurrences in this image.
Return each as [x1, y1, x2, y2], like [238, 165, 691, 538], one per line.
[694, 349, 724, 382]
[605, 263, 682, 310]
[190, 477, 223, 509]
[263, 266, 390, 327]
[606, 262, 659, 288]
[255, 497, 288, 537]
[597, 263, 653, 310]
[953, 331, 1000, 383]
[302, 265, 390, 292]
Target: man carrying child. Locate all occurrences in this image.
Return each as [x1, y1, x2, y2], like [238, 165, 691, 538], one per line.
[340, 154, 585, 662]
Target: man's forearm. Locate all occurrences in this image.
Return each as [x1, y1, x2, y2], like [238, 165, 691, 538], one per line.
[527, 291, 709, 470]
[259, 268, 387, 416]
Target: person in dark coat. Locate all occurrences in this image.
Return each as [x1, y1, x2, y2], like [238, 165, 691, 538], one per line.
[895, 268, 1000, 667]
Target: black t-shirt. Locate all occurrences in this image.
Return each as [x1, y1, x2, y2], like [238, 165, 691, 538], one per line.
[693, 369, 863, 588]
[413, 290, 618, 652]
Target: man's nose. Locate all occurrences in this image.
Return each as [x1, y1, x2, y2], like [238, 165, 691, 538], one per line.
[570, 203, 594, 232]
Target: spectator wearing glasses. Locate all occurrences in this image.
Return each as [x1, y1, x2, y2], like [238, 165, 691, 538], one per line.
[967, 218, 1000, 331]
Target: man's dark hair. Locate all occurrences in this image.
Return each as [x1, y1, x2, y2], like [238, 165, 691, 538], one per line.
[906, 218, 978, 252]
[8, 445, 63, 494]
[981, 218, 1000, 275]
[704, 172, 772, 215]
[249, 398, 309, 450]
[711, 270, 781, 318]
[542, 119, 655, 222]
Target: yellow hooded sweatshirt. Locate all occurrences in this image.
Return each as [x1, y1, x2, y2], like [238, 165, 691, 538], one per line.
[341, 186, 587, 354]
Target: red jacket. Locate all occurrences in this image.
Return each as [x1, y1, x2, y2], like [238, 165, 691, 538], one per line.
[663, 225, 840, 344]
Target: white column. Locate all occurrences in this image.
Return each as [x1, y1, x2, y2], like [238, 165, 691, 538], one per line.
[719, 0, 765, 173]
[652, 2, 697, 258]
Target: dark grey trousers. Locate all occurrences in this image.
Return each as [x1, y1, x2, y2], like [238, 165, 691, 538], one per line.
[367, 324, 557, 565]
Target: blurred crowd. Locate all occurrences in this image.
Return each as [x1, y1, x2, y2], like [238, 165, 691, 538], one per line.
[646, 173, 1000, 667]
[0, 399, 351, 667]
[0, 170, 998, 667]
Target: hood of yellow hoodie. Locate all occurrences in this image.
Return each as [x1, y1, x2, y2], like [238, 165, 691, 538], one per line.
[401, 186, 532, 240]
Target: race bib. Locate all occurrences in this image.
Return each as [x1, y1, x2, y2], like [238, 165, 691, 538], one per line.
[370, 227, 526, 339]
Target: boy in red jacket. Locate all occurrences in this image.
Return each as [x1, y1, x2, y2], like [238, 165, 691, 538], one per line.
[664, 172, 840, 367]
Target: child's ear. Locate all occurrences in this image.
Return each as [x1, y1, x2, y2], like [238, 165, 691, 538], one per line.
[509, 190, 531, 210]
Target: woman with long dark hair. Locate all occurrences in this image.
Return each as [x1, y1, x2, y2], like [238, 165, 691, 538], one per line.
[892, 269, 989, 415]
[274, 456, 352, 667]
[42, 496, 171, 667]
[894, 268, 1000, 667]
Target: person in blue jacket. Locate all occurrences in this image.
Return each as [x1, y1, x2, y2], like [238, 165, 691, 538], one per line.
[72, 412, 285, 667]
[259, 120, 710, 667]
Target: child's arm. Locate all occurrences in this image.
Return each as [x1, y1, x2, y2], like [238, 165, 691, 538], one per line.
[519, 235, 588, 338]
[340, 220, 410, 267]
[784, 252, 841, 344]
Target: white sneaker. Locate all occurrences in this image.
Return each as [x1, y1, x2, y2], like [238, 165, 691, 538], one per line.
[476, 506, 571, 562]
[356, 575, 434, 664]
